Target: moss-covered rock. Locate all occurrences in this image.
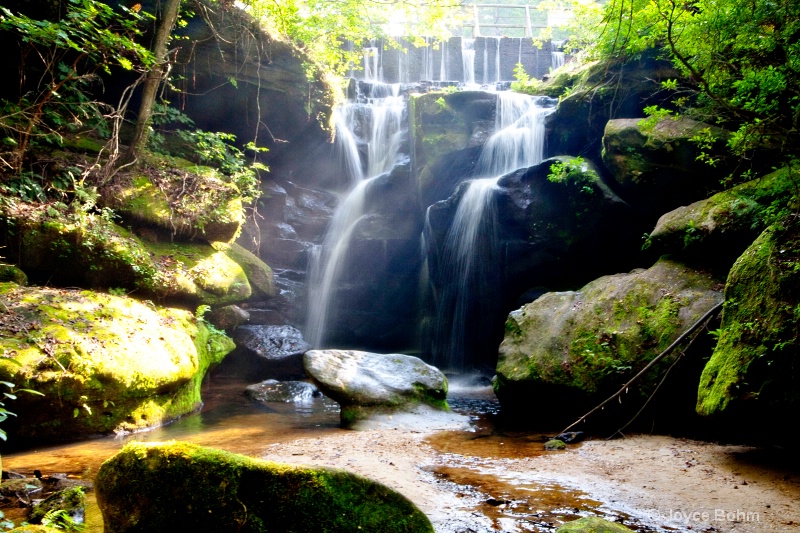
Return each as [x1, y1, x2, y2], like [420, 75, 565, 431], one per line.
[7, 526, 62, 533]
[0, 263, 26, 284]
[28, 487, 85, 525]
[696, 218, 800, 423]
[556, 516, 634, 532]
[409, 91, 495, 207]
[211, 241, 275, 298]
[647, 167, 797, 273]
[0, 204, 269, 306]
[95, 441, 434, 533]
[495, 258, 722, 425]
[601, 117, 730, 216]
[100, 164, 244, 243]
[0, 284, 234, 441]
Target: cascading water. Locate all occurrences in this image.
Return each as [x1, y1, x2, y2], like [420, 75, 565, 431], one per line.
[425, 92, 557, 372]
[494, 37, 500, 83]
[305, 83, 406, 347]
[551, 51, 565, 71]
[462, 38, 476, 86]
[439, 40, 448, 81]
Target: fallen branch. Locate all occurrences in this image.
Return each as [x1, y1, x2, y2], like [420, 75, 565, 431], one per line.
[558, 300, 724, 435]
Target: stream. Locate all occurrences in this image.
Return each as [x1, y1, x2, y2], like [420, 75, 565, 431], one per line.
[4, 371, 798, 532]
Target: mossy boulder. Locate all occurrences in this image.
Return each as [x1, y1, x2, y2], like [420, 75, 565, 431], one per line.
[95, 441, 434, 533]
[211, 241, 275, 298]
[647, 167, 797, 273]
[7, 526, 62, 533]
[0, 283, 234, 441]
[0, 263, 26, 284]
[304, 350, 449, 428]
[100, 165, 244, 243]
[557, 516, 634, 532]
[28, 487, 86, 525]
[601, 117, 730, 217]
[696, 218, 800, 424]
[495, 258, 722, 425]
[0, 204, 271, 306]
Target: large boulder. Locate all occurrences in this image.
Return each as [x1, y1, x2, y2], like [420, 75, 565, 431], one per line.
[601, 117, 730, 217]
[95, 441, 434, 533]
[495, 258, 723, 427]
[0, 204, 274, 306]
[646, 166, 796, 273]
[0, 283, 234, 441]
[100, 168, 244, 243]
[696, 218, 800, 427]
[303, 350, 449, 428]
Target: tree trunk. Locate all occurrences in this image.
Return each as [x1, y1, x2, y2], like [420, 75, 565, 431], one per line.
[123, 0, 182, 164]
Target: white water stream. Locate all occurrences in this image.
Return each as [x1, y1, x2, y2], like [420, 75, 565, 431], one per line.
[305, 83, 406, 347]
[428, 92, 556, 371]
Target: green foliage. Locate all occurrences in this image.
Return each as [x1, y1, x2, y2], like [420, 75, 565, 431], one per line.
[510, 63, 542, 95]
[242, 0, 462, 79]
[589, 0, 800, 168]
[0, 379, 44, 441]
[0, 0, 153, 175]
[40, 508, 86, 532]
[547, 157, 597, 196]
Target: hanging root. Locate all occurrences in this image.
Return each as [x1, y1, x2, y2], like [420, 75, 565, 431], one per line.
[558, 300, 723, 436]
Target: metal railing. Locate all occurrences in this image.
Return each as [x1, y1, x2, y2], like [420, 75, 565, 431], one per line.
[467, 3, 567, 38]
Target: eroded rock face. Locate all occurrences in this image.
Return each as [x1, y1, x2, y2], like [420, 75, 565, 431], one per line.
[303, 350, 448, 427]
[601, 117, 730, 217]
[0, 284, 234, 441]
[96, 441, 434, 533]
[495, 258, 723, 427]
[696, 217, 800, 427]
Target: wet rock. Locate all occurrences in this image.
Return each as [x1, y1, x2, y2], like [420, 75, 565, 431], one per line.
[0, 478, 43, 504]
[28, 487, 85, 526]
[95, 441, 434, 533]
[556, 516, 634, 532]
[245, 379, 321, 403]
[553, 431, 585, 444]
[232, 325, 310, 379]
[544, 439, 566, 451]
[303, 350, 449, 428]
[207, 305, 250, 332]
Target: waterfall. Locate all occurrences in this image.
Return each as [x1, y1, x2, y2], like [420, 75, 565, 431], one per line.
[494, 37, 500, 83]
[551, 51, 565, 72]
[305, 83, 406, 347]
[482, 40, 488, 85]
[439, 40, 448, 81]
[363, 46, 380, 82]
[426, 93, 556, 372]
[462, 38, 476, 86]
[475, 92, 556, 178]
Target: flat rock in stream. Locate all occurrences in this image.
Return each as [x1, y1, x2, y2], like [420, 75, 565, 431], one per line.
[304, 350, 464, 429]
[232, 325, 310, 378]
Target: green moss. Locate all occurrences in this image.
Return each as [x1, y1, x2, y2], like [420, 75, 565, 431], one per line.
[556, 516, 634, 532]
[697, 218, 800, 418]
[497, 259, 722, 399]
[0, 285, 234, 440]
[96, 441, 434, 533]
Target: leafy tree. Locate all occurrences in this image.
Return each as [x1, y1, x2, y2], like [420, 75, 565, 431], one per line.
[590, 0, 800, 167]
[243, 0, 465, 78]
[0, 0, 153, 176]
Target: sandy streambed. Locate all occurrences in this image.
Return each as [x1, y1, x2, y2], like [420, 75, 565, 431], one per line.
[265, 429, 800, 532]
